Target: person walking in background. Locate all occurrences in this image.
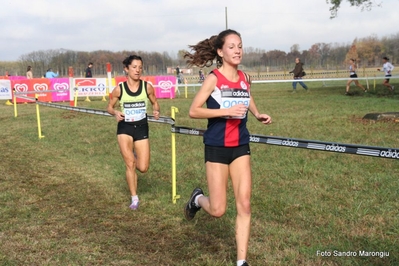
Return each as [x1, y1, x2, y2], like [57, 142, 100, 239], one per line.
[377, 56, 394, 92]
[179, 71, 185, 85]
[183, 29, 272, 266]
[85, 62, 93, 78]
[106, 55, 160, 210]
[26, 66, 33, 79]
[45, 68, 59, 78]
[345, 59, 367, 95]
[199, 69, 205, 83]
[175, 65, 181, 84]
[289, 58, 308, 93]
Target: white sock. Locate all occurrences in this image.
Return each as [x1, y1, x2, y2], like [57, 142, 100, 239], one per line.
[237, 260, 246, 266]
[194, 194, 203, 207]
[131, 195, 139, 203]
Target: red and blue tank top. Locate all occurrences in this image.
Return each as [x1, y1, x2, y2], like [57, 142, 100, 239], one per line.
[204, 69, 251, 147]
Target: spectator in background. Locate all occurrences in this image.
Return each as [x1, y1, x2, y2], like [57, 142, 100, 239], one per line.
[85, 62, 93, 78]
[199, 69, 205, 83]
[26, 66, 33, 79]
[345, 58, 367, 95]
[377, 56, 395, 92]
[45, 68, 59, 78]
[176, 66, 181, 84]
[289, 58, 308, 93]
[179, 71, 185, 85]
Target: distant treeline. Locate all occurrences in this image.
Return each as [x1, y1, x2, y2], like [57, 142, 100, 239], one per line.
[1, 32, 398, 77]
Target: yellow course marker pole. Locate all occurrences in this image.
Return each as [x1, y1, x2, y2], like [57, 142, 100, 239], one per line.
[373, 74, 376, 90]
[13, 89, 17, 117]
[35, 94, 45, 139]
[171, 106, 180, 204]
[74, 87, 78, 107]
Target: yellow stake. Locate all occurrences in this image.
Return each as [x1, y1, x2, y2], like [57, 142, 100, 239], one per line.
[74, 88, 78, 107]
[13, 89, 17, 117]
[171, 106, 180, 204]
[35, 94, 45, 139]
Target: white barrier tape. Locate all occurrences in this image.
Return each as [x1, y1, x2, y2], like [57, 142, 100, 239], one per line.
[35, 100, 175, 125]
[251, 75, 399, 84]
[171, 126, 399, 160]
[172, 75, 398, 87]
[14, 95, 36, 102]
[14, 89, 68, 95]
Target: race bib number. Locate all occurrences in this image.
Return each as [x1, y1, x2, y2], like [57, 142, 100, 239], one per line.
[124, 101, 146, 122]
[220, 89, 250, 119]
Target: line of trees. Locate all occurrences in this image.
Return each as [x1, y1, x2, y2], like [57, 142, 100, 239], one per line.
[1, 32, 398, 77]
[0, 49, 175, 78]
[244, 33, 399, 72]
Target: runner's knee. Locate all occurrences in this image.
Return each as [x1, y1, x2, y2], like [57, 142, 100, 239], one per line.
[236, 198, 251, 215]
[209, 203, 226, 218]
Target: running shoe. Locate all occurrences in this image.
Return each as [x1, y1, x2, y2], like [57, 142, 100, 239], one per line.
[184, 188, 203, 221]
[129, 198, 139, 210]
[392, 86, 395, 91]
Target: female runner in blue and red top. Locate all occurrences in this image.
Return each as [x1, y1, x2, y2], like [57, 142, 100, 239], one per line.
[183, 29, 272, 266]
[203, 68, 251, 148]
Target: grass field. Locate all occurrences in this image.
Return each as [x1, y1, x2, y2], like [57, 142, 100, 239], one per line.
[0, 80, 398, 266]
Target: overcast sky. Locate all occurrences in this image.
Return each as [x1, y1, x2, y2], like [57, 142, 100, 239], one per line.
[1, 0, 398, 61]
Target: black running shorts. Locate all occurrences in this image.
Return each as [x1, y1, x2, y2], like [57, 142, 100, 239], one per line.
[204, 144, 251, 164]
[117, 121, 149, 142]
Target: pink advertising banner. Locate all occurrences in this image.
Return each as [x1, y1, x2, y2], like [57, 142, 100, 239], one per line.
[155, 76, 176, 99]
[113, 76, 176, 99]
[11, 78, 51, 103]
[8, 76, 26, 80]
[50, 78, 70, 102]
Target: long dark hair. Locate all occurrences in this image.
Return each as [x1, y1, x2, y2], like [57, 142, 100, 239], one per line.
[184, 29, 241, 68]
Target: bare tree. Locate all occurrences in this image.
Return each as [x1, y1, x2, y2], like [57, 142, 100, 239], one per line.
[327, 0, 382, 18]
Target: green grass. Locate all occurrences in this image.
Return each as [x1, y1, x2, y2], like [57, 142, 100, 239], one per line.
[0, 80, 398, 266]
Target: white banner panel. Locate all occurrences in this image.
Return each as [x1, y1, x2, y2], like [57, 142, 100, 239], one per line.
[73, 78, 107, 97]
[0, 79, 12, 100]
